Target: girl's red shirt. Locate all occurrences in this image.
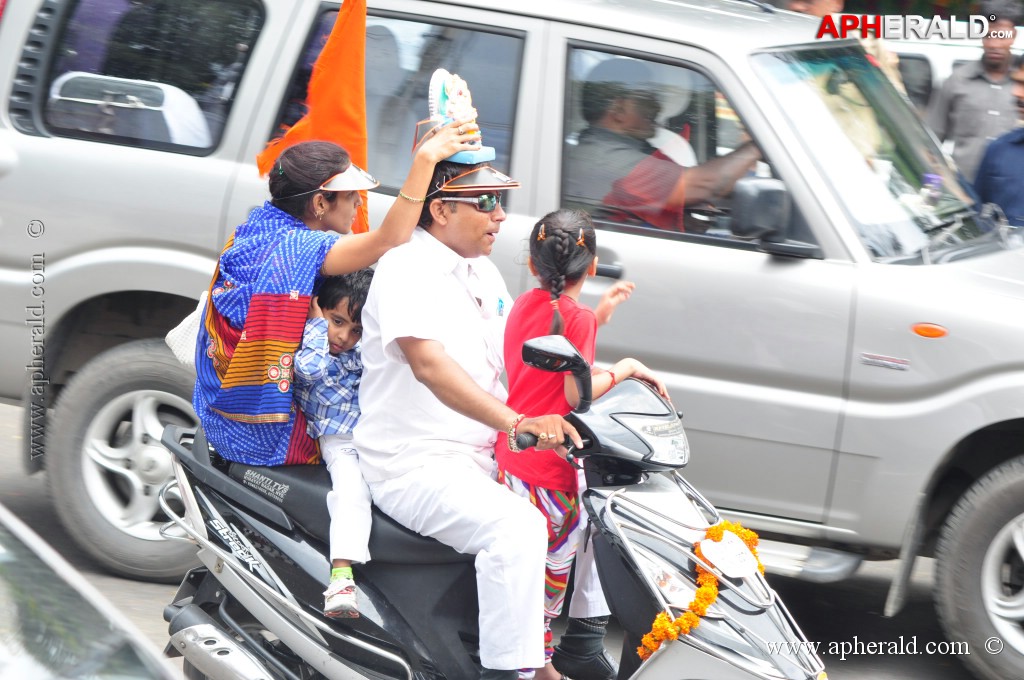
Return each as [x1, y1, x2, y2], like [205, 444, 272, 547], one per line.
[495, 288, 597, 493]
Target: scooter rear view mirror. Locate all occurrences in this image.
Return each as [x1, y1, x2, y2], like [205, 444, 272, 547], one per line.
[522, 335, 593, 413]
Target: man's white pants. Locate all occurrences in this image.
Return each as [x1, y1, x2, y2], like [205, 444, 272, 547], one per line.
[321, 434, 372, 563]
[367, 458, 548, 670]
[568, 522, 612, 618]
[569, 470, 611, 619]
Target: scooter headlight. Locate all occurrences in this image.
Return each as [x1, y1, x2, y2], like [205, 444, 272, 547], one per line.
[616, 415, 689, 466]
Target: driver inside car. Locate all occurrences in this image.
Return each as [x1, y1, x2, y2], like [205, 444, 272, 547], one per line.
[564, 58, 761, 232]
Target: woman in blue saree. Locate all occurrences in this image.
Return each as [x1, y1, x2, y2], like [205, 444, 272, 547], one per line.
[194, 123, 475, 466]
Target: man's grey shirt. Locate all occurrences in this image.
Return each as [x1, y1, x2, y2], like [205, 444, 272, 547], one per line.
[927, 60, 1018, 182]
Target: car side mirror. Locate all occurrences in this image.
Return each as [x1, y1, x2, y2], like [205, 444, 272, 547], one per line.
[731, 177, 821, 258]
[731, 177, 789, 240]
[521, 335, 593, 413]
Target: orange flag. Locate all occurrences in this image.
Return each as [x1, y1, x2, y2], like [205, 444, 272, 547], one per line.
[256, 0, 370, 233]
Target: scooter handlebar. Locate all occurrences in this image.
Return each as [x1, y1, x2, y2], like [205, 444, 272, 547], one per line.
[515, 432, 539, 450]
[516, 432, 581, 464]
[515, 433, 589, 451]
[515, 432, 566, 466]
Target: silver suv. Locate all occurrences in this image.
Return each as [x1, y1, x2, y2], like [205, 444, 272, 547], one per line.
[2, 2, 1024, 679]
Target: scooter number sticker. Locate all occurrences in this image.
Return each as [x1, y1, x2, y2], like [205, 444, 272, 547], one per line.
[699, 531, 758, 579]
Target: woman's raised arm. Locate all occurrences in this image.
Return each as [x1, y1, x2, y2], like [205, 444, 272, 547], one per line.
[322, 118, 479, 275]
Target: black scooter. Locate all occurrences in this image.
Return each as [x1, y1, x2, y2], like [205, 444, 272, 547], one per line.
[159, 335, 827, 680]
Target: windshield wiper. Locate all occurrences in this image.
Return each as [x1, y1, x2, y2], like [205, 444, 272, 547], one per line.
[925, 215, 964, 242]
[914, 207, 978, 264]
[922, 204, 978, 238]
[916, 204, 1020, 264]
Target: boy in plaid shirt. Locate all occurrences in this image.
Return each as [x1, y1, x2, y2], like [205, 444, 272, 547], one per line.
[294, 269, 374, 618]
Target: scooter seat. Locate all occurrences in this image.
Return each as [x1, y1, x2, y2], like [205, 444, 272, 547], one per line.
[227, 463, 473, 565]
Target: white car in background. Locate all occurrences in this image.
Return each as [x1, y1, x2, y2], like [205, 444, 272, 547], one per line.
[0, 502, 178, 680]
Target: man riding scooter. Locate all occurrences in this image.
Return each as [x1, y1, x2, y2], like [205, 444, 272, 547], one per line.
[353, 70, 609, 679]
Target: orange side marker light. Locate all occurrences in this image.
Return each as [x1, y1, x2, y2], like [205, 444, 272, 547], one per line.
[912, 323, 948, 338]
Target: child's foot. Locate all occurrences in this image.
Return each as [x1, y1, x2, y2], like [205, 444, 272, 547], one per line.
[323, 576, 359, 618]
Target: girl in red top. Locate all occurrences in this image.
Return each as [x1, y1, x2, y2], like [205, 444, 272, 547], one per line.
[496, 208, 666, 680]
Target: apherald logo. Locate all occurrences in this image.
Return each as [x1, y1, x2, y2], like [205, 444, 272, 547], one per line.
[816, 14, 999, 40]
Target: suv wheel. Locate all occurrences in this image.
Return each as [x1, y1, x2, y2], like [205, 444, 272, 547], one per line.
[47, 339, 199, 582]
[936, 456, 1024, 680]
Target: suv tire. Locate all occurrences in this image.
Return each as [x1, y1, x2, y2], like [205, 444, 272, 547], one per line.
[47, 339, 199, 582]
[936, 455, 1024, 680]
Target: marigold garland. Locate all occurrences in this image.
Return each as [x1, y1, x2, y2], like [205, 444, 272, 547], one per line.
[636, 520, 765, 661]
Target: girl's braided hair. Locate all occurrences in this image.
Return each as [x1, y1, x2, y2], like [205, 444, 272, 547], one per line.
[528, 209, 597, 335]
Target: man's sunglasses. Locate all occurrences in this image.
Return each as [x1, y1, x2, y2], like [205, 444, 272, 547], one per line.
[439, 192, 504, 213]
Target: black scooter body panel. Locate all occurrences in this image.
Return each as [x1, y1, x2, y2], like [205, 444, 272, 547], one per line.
[167, 427, 485, 680]
[225, 461, 476, 566]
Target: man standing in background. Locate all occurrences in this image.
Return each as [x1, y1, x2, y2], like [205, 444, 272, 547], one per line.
[973, 54, 1024, 226]
[927, 0, 1022, 182]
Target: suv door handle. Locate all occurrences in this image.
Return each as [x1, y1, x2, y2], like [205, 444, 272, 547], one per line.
[596, 263, 623, 279]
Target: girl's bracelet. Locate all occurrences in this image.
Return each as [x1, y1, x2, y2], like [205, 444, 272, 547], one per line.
[608, 370, 618, 388]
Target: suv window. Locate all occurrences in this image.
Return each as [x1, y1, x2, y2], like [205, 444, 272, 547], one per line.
[561, 48, 802, 243]
[896, 53, 933, 112]
[278, 11, 524, 192]
[45, 0, 262, 152]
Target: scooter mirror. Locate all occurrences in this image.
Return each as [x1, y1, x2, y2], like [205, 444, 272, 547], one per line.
[522, 335, 593, 413]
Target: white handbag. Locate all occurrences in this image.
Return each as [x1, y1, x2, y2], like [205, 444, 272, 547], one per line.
[165, 290, 208, 370]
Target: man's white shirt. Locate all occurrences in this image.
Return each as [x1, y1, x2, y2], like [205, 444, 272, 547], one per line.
[354, 227, 513, 482]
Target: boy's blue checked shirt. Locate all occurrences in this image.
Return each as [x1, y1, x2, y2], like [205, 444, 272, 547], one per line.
[293, 317, 362, 438]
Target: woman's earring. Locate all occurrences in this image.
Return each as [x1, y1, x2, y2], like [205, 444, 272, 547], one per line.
[316, 209, 325, 220]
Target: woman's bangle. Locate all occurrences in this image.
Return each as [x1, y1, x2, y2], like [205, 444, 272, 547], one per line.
[507, 413, 526, 453]
[398, 190, 426, 204]
[608, 370, 618, 388]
